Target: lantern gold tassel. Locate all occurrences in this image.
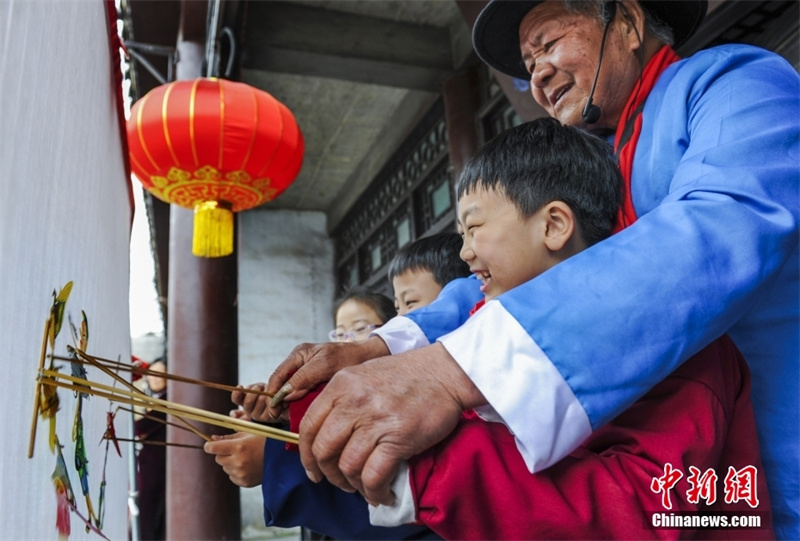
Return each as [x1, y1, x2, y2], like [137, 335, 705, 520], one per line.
[192, 201, 234, 257]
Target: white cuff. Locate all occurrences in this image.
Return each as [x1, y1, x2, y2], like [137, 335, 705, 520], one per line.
[372, 316, 430, 355]
[368, 462, 416, 527]
[438, 299, 592, 472]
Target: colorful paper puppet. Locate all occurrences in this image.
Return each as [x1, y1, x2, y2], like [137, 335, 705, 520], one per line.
[49, 281, 73, 349]
[52, 437, 76, 540]
[41, 281, 73, 453]
[68, 312, 90, 400]
[73, 401, 98, 527]
[100, 409, 122, 458]
[53, 436, 110, 540]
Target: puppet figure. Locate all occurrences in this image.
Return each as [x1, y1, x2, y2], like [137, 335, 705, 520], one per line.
[68, 312, 90, 400]
[40, 371, 61, 454]
[101, 409, 122, 458]
[49, 282, 73, 349]
[73, 400, 98, 527]
[52, 437, 75, 540]
[41, 281, 73, 453]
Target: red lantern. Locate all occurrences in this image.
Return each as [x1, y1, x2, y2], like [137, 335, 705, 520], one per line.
[127, 78, 304, 257]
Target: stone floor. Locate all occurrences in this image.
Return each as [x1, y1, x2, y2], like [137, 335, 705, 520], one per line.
[242, 524, 301, 540]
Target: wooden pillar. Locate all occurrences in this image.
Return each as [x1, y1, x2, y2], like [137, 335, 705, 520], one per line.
[455, 0, 547, 124]
[442, 67, 482, 180]
[165, 7, 241, 539]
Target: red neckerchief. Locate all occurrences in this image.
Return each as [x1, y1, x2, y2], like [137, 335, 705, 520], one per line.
[287, 384, 323, 451]
[469, 298, 486, 316]
[612, 45, 681, 233]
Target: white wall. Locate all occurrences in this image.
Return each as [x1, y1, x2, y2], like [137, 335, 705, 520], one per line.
[238, 208, 335, 532]
[0, 1, 132, 539]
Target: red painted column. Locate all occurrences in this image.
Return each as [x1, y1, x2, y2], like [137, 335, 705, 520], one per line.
[166, 207, 240, 540]
[442, 67, 482, 180]
[165, 4, 241, 538]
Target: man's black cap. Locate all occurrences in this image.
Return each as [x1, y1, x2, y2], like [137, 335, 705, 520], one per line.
[473, 0, 708, 80]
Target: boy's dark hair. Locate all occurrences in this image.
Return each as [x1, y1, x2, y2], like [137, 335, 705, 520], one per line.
[387, 232, 471, 287]
[333, 285, 397, 324]
[456, 117, 623, 246]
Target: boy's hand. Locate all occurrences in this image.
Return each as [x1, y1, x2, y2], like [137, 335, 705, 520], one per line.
[260, 337, 391, 421]
[229, 408, 249, 420]
[204, 432, 266, 488]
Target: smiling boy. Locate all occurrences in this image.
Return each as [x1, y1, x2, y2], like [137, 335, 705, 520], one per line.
[457, 115, 621, 316]
[458, 170, 593, 302]
[370, 118, 771, 539]
[388, 232, 471, 316]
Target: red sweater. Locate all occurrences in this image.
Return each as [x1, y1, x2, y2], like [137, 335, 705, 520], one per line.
[407, 334, 773, 540]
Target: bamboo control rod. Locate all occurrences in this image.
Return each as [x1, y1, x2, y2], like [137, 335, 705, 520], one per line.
[39, 370, 298, 445]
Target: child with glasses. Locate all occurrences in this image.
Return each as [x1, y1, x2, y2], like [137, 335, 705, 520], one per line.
[328, 286, 395, 343]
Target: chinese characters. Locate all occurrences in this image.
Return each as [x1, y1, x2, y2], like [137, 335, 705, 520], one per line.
[651, 463, 759, 510]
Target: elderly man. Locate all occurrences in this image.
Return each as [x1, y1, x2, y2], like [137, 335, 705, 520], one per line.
[240, 1, 799, 538]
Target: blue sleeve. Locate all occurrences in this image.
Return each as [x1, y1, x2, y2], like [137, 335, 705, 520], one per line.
[487, 45, 798, 538]
[261, 439, 440, 540]
[404, 276, 483, 343]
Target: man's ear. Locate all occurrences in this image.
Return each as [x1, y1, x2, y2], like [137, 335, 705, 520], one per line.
[543, 201, 575, 252]
[616, 0, 647, 54]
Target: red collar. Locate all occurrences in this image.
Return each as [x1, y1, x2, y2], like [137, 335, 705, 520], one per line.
[612, 45, 681, 233]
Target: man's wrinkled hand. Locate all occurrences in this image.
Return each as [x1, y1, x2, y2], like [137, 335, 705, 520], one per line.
[298, 342, 480, 506]
[264, 337, 390, 420]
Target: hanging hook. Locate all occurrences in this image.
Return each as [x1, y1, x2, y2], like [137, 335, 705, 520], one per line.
[220, 27, 237, 79]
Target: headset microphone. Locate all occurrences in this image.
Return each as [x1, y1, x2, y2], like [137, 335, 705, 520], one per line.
[582, 1, 617, 124]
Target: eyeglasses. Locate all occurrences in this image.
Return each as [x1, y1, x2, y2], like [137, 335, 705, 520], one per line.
[328, 324, 381, 342]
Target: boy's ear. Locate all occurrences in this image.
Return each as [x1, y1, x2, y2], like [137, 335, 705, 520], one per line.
[543, 201, 575, 252]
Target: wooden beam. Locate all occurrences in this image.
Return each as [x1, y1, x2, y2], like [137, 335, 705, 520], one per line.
[243, 1, 454, 90]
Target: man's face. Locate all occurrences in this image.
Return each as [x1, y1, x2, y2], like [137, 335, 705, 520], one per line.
[392, 269, 443, 316]
[519, 1, 641, 131]
[458, 186, 553, 302]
